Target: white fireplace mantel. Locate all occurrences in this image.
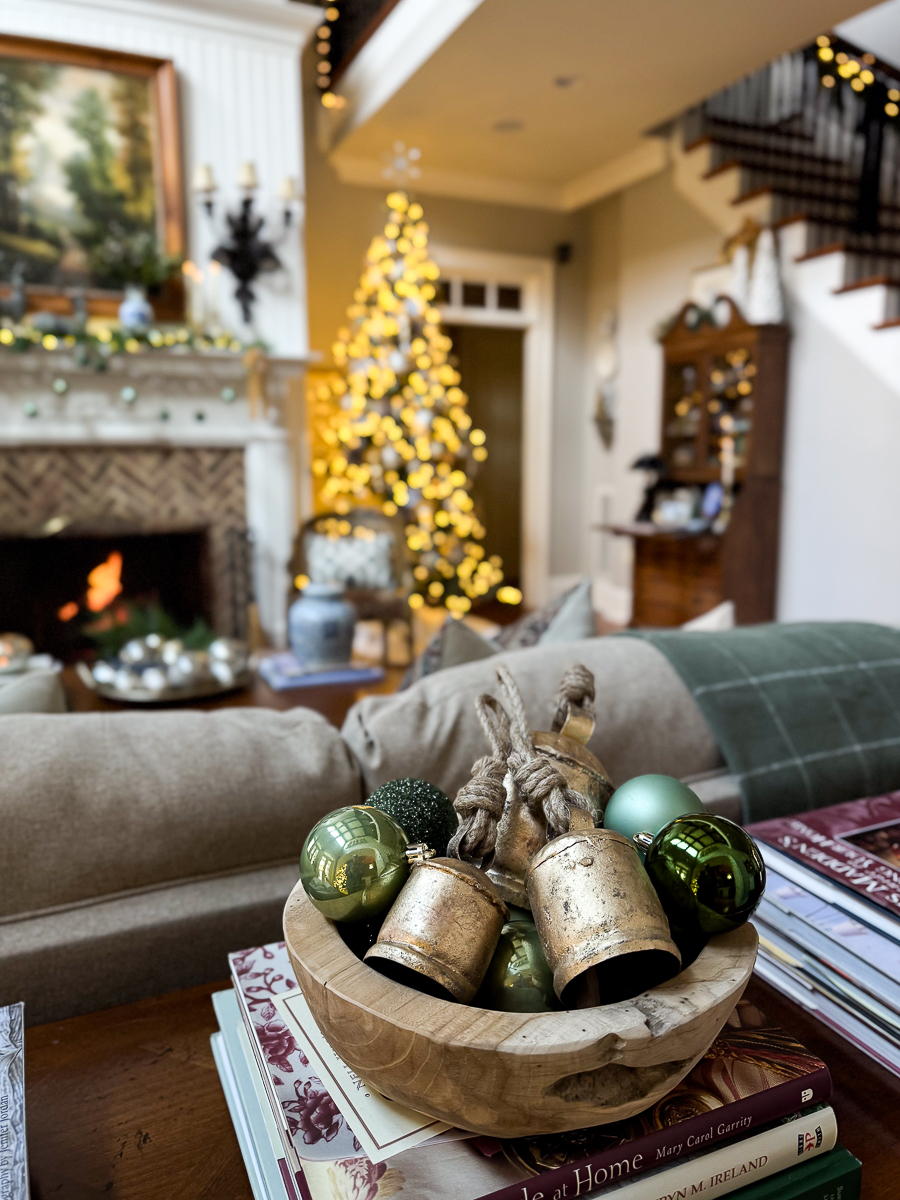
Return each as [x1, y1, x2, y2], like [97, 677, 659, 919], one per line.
[0, 350, 310, 647]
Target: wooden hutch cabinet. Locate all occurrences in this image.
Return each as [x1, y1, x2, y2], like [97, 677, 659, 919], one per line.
[613, 300, 789, 626]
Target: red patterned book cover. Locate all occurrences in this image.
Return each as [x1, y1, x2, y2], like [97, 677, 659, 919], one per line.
[750, 791, 900, 919]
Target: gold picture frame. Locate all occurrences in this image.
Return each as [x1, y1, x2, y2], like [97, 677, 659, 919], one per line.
[0, 33, 185, 319]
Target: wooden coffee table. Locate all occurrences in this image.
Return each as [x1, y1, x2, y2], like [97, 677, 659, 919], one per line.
[25, 976, 899, 1199]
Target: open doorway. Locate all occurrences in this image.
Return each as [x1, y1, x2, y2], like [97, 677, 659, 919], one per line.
[446, 324, 524, 588]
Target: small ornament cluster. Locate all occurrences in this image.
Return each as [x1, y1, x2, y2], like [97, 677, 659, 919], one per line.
[298, 665, 765, 1013]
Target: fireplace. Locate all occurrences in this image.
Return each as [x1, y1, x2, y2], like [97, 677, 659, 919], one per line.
[0, 522, 253, 663]
[0, 351, 308, 649]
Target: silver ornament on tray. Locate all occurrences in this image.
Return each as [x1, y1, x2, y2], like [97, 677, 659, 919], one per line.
[0, 633, 34, 674]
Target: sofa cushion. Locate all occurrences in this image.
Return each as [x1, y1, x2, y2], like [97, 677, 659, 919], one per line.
[0, 707, 361, 919]
[342, 635, 724, 804]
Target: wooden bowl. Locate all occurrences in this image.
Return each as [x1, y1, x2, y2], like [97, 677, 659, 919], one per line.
[283, 881, 758, 1138]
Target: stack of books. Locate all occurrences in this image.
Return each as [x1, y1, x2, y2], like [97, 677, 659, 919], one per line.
[750, 789, 900, 1078]
[212, 940, 861, 1200]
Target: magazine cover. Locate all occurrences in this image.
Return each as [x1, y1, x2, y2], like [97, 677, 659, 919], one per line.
[749, 791, 900, 920]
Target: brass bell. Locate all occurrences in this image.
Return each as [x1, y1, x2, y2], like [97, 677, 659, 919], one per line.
[526, 809, 681, 1006]
[531, 691, 613, 826]
[365, 857, 508, 1003]
[484, 770, 546, 909]
[485, 666, 613, 908]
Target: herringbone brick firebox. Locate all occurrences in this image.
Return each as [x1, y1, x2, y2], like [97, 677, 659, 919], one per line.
[0, 446, 251, 642]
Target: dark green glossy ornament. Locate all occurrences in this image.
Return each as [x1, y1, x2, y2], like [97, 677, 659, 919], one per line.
[367, 778, 458, 855]
[604, 775, 705, 856]
[300, 805, 410, 923]
[476, 907, 559, 1013]
[640, 814, 766, 939]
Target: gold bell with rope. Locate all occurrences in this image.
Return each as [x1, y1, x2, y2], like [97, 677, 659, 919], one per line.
[364, 853, 508, 1003]
[482, 664, 613, 909]
[526, 808, 682, 1006]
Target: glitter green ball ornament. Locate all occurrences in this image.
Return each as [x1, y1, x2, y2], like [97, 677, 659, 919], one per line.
[604, 774, 705, 857]
[640, 813, 766, 939]
[367, 778, 458, 855]
[476, 908, 559, 1013]
[300, 805, 410, 923]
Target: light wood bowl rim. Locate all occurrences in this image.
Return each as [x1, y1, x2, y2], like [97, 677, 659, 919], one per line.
[284, 880, 758, 1052]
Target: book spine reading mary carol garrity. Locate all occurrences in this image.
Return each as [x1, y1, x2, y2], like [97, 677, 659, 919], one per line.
[486, 1064, 832, 1200]
[0, 1003, 28, 1200]
[481, 1106, 838, 1200]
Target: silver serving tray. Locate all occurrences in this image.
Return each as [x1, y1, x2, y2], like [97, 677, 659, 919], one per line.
[75, 661, 252, 704]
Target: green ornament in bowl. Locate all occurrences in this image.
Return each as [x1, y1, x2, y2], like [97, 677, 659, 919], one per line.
[639, 813, 766, 940]
[300, 805, 410, 923]
[367, 778, 458, 856]
[476, 908, 559, 1013]
[604, 774, 705, 856]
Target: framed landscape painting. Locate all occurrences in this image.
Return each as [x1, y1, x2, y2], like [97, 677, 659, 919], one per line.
[0, 34, 185, 317]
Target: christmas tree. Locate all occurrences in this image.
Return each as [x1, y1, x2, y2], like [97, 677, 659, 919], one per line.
[314, 189, 511, 615]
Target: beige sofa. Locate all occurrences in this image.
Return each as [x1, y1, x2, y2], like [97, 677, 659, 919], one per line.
[0, 637, 739, 1025]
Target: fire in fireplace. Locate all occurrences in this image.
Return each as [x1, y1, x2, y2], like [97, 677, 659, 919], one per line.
[0, 525, 216, 662]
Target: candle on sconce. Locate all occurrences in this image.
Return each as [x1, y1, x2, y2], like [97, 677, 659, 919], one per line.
[720, 435, 736, 490]
[277, 176, 298, 203]
[182, 260, 206, 330]
[237, 161, 259, 190]
[192, 163, 217, 193]
[207, 259, 222, 335]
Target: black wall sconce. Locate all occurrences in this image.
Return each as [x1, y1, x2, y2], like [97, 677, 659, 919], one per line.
[192, 162, 298, 326]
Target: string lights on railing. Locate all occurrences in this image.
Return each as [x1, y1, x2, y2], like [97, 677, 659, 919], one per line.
[813, 34, 900, 120]
[316, 5, 347, 110]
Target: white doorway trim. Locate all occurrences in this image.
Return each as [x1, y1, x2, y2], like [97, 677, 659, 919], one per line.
[431, 244, 555, 606]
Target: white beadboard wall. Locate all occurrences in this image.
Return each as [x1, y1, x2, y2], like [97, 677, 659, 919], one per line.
[0, 0, 320, 354]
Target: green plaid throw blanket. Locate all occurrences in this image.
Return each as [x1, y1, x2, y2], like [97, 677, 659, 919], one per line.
[620, 622, 900, 822]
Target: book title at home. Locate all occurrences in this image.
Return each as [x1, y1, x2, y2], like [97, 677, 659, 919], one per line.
[512, 1152, 769, 1199]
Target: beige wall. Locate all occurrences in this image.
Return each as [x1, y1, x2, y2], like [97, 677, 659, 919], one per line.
[584, 170, 721, 620]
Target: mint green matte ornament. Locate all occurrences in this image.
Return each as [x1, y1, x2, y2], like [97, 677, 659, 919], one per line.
[603, 774, 705, 856]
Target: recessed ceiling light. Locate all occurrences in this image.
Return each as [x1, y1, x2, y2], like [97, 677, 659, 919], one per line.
[493, 118, 523, 132]
[554, 75, 579, 88]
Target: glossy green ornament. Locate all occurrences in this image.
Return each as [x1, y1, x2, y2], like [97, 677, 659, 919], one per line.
[641, 814, 766, 939]
[604, 775, 705, 856]
[475, 907, 559, 1013]
[300, 805, 410, 923]
[367, 778, 458, 855]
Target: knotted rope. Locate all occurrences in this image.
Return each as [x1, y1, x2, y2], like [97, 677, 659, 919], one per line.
[449, 694, 512, 862]
[551, 662, 596, 733]
[497, 664, 593, 840]
[451, 664, 598, 859]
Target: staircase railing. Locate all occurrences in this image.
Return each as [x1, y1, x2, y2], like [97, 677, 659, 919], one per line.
[681, 34, 900, 243]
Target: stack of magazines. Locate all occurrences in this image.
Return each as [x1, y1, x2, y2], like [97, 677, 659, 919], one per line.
[750, 789, 900, 1079]
[212, 940, 861, 1200]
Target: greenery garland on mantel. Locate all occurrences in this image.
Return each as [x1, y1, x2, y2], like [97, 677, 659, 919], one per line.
[0, 323, 256, 372]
